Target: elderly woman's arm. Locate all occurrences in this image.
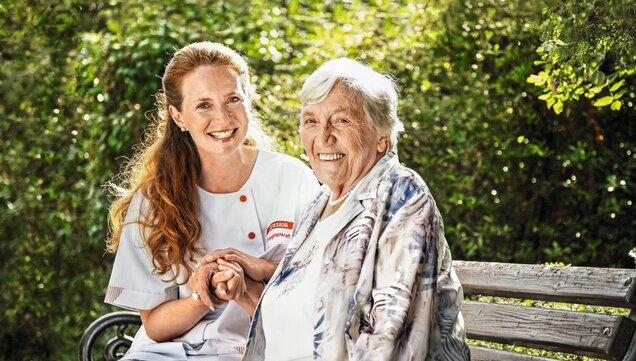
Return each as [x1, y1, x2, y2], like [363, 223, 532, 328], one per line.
[354, 182, 468, 360]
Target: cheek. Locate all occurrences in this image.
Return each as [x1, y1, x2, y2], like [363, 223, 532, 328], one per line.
[345, 126, 371, 158]
[299, 130, 313, 152]
[233, 107, 246, 120]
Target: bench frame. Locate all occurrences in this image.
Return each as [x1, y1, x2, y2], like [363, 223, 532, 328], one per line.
[79, 311, 141, 361]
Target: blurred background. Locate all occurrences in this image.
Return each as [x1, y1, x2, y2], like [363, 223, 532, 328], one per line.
[1, 0, 635, 359]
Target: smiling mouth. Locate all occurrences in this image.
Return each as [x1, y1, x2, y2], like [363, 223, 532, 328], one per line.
[318, 153, 345, 161]
[208, 129, 237, 140]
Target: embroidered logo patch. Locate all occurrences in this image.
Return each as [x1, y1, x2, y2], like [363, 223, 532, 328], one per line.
[266, 220, 294, 242]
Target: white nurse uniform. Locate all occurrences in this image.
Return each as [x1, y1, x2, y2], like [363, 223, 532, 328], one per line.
[104, 150, 319, 361]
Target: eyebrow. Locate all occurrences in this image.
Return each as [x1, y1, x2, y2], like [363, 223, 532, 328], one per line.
[301, 110, 315, 117]
[301, 106, 353, 118]
[194, 91, 241, 102]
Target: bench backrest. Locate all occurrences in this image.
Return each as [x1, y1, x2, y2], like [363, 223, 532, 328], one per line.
[452, 261, 636, 361]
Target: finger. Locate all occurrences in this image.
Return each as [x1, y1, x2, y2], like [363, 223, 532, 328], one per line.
[216, 281, 228, 297]
[217, 259, 243, 274]
[212, 269, 236, 285]
[225, 270, 246, 299]
[201, 247, 240, 264]
[222, 254, 248, 269]
[196, 274, 215, 311]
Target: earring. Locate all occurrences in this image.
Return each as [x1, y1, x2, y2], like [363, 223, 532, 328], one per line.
[180, 127, 186, 132]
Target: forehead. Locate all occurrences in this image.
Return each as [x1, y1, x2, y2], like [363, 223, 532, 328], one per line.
[181, 65, 242, 94]
[302, 84, 363, 118]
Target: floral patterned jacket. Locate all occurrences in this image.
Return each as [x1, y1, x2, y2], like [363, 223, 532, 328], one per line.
[243, 152, 470, 360]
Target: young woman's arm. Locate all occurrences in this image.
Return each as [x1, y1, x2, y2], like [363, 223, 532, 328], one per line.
[139, 262, 222, 342]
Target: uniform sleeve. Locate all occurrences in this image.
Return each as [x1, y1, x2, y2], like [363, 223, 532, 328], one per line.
[353, 177, 469, 360]
[104, 192, 179, 311]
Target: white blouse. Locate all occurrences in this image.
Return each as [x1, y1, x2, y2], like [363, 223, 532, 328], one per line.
[260, 196, 353, 361]
[105, 150, 319, 361]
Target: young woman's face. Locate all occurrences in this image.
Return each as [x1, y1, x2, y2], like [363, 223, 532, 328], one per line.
[169, 65, 250, 159]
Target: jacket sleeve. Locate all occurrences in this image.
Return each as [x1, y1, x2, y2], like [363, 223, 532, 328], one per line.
[353, 177, 469, 360]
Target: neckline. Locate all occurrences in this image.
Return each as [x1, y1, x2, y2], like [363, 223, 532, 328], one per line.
[319, 179, 364, 221]
[196, 149, 263, 195]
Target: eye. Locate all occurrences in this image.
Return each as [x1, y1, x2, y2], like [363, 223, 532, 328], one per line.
[303, 118, 317, 125]
[228, 96, 241, 103]
[196, 102, 210, 110]
[334, 117, 350, 125]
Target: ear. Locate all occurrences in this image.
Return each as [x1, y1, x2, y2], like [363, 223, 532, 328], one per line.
[376, 136, 389, 153]
[168, 105, 185, 129]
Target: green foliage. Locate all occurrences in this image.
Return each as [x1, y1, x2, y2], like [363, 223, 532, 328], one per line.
[529, 0, 636, 113]
[1, 0, 635, 359]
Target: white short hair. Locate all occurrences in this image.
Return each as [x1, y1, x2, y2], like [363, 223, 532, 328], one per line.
[300, 58, 404, 150]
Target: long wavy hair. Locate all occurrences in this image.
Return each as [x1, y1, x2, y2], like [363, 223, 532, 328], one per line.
[106, 42, 270, 283]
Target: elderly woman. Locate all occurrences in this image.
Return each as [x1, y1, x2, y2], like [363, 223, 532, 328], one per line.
[239, 59, 470, 360]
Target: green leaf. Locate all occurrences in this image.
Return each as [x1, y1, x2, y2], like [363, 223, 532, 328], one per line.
[610, 100, 622, 111]
[590, 86, 604, 94]
[553, 100, 563, 114]
[590, 70, 606, 86]
[609, 79, 625, 92]
[546, 97, 556, 109]
[527, 74, 545, 86]
[106, 20, 120, 33]
[538, 93, 551, 100]
[593, 96, 614, 107]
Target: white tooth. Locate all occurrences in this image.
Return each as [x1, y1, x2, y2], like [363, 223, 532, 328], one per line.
[319, 153, 344, 160]
[210, 130, 233, 139]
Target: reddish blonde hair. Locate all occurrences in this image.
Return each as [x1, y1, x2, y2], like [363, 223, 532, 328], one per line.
[106, 42, 268, 283]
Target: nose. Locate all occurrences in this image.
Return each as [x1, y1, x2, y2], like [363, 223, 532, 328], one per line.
[317, 123, 335, 146]
[209, 106, 231, 125]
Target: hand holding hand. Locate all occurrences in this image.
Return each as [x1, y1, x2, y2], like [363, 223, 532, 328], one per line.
[199, 247, 277, 282]
[188, 260, 225, 310]
[211, 259, 248, 302]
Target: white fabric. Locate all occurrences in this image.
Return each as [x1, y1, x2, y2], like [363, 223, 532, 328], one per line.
[105, 150, 319, 361]
[260, 198, 353, 361]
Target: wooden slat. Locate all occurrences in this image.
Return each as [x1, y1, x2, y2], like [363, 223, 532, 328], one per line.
[622, 329, 636, 361]
[469, 345, 558, 361]
[462, 301, 636, 360]
[453, 261, 636, 308]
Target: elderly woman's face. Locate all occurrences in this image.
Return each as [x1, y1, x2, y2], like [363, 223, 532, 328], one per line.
[300, 84, 387, 195]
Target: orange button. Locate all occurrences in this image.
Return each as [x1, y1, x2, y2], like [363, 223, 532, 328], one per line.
[248, 232, 256, 239]
[240, 195, 247, 202]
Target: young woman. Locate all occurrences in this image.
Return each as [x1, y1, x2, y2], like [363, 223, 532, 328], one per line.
[104, 42, 318, 360]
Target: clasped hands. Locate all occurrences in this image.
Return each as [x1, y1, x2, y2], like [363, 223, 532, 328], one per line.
[188, 248, 275, 311]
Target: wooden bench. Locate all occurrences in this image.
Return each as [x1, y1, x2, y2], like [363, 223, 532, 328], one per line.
[79, 261, 636, 361]
[455, 261, 636, 361]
